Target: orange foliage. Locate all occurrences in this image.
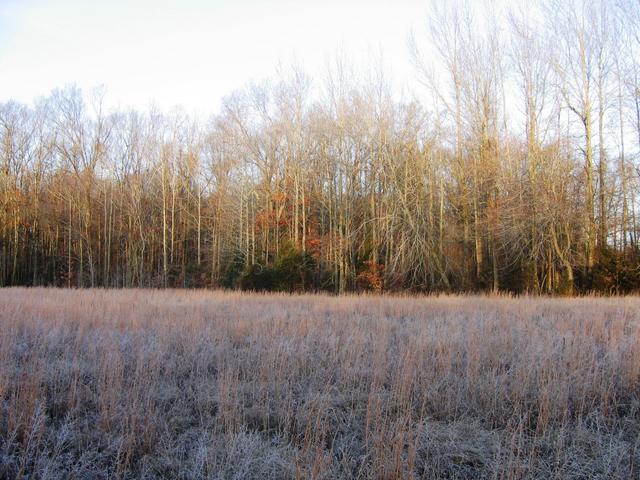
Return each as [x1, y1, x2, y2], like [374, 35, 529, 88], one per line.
[356, 259, 384, 292]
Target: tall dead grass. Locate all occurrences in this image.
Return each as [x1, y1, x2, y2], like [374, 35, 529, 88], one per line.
[0, 288, 638, 479]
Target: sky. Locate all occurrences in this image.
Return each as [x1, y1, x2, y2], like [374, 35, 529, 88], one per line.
[0, 0, 429, 115]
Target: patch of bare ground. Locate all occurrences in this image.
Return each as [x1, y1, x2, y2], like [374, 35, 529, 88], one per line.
[0, 288, 638, 479]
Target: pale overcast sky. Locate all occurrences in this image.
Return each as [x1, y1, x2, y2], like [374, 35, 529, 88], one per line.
[0, 0, 428, 114]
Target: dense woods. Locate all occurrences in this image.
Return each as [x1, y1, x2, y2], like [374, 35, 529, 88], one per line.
[2, 0, 640, 293]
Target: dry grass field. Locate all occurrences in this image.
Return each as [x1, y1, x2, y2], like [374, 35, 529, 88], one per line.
[0, 289, 639, 479]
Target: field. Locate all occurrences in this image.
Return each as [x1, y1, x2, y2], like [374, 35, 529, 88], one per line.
[0, 289, 639, 479]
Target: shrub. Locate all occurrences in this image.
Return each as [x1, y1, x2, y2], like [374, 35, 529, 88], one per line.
[240, 263, 277, 291]
[239, 243, 316, 292]
[355, 259, 384, 292]
[222, 251, 247, 288]
[589, 247, 640, 293]
[273, 243, 316, 292]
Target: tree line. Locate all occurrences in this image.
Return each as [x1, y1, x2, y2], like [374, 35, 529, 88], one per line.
[2, 0, 640, 293]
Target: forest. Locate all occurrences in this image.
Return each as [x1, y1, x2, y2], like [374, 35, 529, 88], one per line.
[2, 0, 640, 294]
